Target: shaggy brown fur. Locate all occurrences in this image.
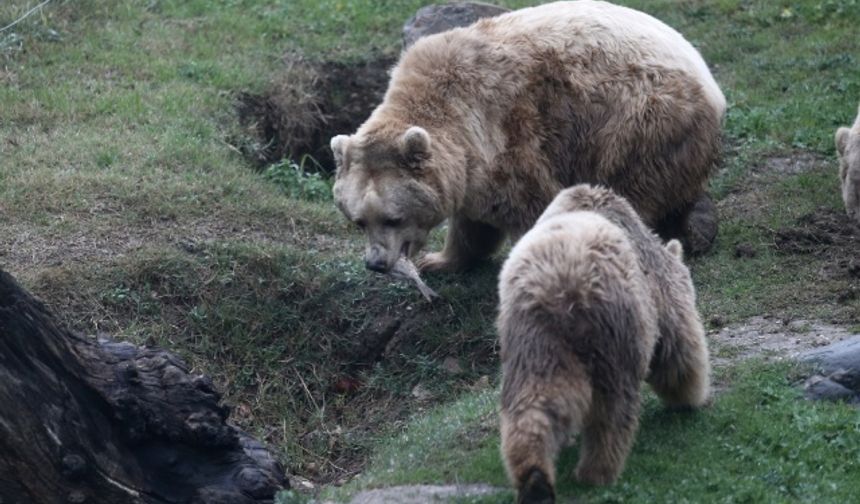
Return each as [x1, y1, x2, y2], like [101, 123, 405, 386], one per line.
[497, 185, 711, 503]
[331, 1, 725, 273]
[835, 104, 860, 224]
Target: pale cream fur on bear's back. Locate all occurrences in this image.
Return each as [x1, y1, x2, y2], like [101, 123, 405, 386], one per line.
[499, 210, 643, 322]
[477, 0, 726, 116]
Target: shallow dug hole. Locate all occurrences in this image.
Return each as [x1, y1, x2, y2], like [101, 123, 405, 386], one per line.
[773, 207, 860, 279]
[235, 54, 395, 171]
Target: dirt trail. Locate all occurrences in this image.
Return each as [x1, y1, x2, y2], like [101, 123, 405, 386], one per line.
[708, 316, 857, 369]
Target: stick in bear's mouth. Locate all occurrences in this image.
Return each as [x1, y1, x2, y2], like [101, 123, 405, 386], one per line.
[388, 248, 438, 302]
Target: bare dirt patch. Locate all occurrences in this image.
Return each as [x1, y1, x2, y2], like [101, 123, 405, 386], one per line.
[709, 316, 856, 369]
[235, 55, 394, 171]
[773, 207, 860, 280]
[716, 152, 829, 220]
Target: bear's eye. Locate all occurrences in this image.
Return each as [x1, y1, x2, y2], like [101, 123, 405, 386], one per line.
[383, 217, 403, 228]
[354, 219, 366, 229]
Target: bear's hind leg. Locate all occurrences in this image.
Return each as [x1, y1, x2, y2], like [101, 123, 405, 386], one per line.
[501, 370, 591, 503]
[418, 216, 504, 272]
[655, 193, 718, 256]
[574, 384, 641, 486]
[500, 401, 561, 504]
[647, 314, 711, 409]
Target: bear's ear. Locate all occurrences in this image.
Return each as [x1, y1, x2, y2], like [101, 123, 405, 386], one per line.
[836, 128, 850, 157]
[330, 134, 351, 172]
[665, 239, 684, 260]
[401, 126, 431, 166]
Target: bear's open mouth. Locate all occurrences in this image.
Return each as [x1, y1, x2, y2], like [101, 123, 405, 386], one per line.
[400, 241, 411, 258]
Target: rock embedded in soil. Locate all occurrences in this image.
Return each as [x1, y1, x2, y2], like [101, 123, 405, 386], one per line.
[402, 2, 510, 49]
[800, 335, 860, 405]
[734, 243, 757, 258]
[708, 316, 855, 369]
[345, 484, 504, 504]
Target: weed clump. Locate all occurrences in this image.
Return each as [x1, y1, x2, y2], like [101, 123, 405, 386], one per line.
[264, 158, 332, 202]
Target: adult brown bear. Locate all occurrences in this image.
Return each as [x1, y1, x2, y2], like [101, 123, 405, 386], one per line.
[331, 0, 725, 273]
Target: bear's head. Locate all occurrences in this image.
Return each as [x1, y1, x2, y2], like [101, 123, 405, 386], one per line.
[835, 106, 860, 223]
[330, 126, 447, 273]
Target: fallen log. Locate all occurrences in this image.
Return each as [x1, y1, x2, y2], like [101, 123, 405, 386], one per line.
[0, 269, 286, 503]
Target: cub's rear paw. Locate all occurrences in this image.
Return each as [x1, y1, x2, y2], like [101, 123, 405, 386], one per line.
[517, 468, 555, 504]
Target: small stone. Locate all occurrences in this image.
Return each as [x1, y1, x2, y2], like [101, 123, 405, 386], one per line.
[734, 243, 757, 258]
[471, 375, 490, 390]
[442, 357, 463, 375]
[402, 2, 510, 49]
[236, 467, 270, 497]
[412, 383, 433, 401]
[67, 491, 86, 503]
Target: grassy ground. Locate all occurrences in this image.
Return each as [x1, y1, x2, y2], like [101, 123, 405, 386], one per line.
[1, 0, 859, 501]
[327, 361, 860, 503]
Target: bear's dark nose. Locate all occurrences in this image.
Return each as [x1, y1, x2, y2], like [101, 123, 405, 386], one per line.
[365, 258, 389, 272]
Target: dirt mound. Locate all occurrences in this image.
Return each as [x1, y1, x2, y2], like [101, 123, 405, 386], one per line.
[236, 55, 395, 172]
[773, 207, 860, 278]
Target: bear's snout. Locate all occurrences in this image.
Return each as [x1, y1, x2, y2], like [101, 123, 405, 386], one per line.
[365, 244, 393, 273]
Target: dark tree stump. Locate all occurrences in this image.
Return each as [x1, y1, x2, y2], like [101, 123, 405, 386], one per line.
[0, 269, 286, 503]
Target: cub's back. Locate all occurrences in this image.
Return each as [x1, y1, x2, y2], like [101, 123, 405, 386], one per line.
[498, 211, 640, 317]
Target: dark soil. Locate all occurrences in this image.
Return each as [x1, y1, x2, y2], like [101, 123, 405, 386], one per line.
[236, 55, 395, 172]
[773, 207, 860, 280]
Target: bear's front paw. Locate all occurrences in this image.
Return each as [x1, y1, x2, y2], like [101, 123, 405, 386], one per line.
[416, 252, 456, 273]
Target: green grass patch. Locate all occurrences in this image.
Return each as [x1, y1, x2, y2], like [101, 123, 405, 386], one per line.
[264, 158, 333, 202]
[328, 361, 860, 503]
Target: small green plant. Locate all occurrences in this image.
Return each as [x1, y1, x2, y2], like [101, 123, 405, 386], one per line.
[263, 157, 332, 202]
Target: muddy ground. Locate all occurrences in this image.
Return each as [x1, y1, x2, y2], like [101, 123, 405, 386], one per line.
[235, 55, 395, 171]
[774, 207, 860, 283]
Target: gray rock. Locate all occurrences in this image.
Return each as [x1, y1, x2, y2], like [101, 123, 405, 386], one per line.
[800, 335, 860, 405]
[348, 484, 504, 504]
[402, 2, 510, 49]
[803, 376, 858, 404]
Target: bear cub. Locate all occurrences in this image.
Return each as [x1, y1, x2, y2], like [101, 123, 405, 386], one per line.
[497, 185, 711, 503]
[835, 104, 860, 224]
